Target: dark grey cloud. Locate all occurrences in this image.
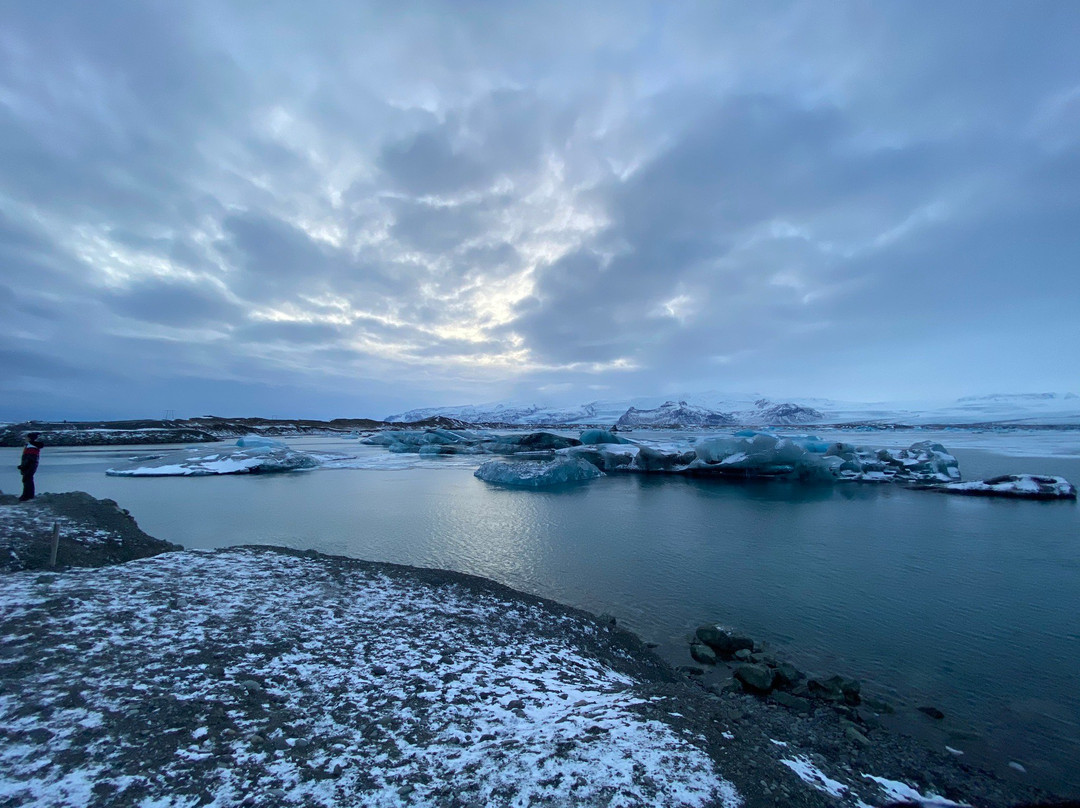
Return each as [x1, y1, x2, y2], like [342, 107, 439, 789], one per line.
[0, 1, 1078, 418]
[104, 280, 240, 328]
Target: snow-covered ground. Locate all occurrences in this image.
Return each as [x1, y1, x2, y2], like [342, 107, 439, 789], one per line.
[0, 548, 740, 808]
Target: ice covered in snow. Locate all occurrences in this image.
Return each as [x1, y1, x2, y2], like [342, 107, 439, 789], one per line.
[935, 474, 1076, 500]
[474, 457, 605, 487]
[0, 548, 741, 807]
[105, 446, 332, 476]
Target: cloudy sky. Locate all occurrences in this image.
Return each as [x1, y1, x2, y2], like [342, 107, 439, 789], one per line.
[2, 1, 1078, 420]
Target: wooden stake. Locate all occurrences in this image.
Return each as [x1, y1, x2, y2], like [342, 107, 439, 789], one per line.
[49, 522, 59, 567]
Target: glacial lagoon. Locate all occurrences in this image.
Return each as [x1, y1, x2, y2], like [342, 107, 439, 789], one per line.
[8, 429, 1080, 793]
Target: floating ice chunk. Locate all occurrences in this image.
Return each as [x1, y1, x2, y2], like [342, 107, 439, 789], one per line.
[692, 434, 811, 477]
[579, 429, 632, 445]
[107, 447, 321, 476]
[235, 436, 287, 449]
[936, 474, 1076, 500]
[862, 773, 970, 806]
[474, 457, 604, 487]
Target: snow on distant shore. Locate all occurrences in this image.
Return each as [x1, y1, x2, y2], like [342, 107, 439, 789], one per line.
[0, 548, 741, 807]
[385, 392, 1080, 427]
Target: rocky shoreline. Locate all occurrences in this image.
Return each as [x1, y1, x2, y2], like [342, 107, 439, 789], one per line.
[0, 492, 1071, 806]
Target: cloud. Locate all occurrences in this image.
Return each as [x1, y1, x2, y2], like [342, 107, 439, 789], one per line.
[104, 280, 240, 328]
[0, 2, 1078, 417]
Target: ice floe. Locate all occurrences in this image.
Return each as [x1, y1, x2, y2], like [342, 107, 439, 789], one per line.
[474, 456, 605, 487]
[105, 445, 348, 477]
[934, 474, 1077, 500]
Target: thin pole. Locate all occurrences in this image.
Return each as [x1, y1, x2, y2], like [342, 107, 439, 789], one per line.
[49, 522, 59, 567]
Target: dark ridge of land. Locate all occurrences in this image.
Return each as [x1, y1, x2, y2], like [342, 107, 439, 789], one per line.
[0, 490, 182, 571]
[0, 415, 466, 446]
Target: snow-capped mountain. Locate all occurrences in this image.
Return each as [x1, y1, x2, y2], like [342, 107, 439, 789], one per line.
[737, 400, 825, 426]
[614, 401, 736, 428]
[385, 402, 608, 425]
[385, 392, 1080, 427]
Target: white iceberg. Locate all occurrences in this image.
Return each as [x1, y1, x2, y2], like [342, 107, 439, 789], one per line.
[474, 457, 605, 487]
[935, 474, 1076, 500]
[106, 446, 322, 476]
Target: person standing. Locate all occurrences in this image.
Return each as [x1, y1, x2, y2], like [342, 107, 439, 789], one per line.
[18, 432, 44, 502]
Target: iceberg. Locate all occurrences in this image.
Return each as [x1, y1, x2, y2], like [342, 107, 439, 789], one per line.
[933, 474, 1076, 500]
[361, 427, 990, 492]
[474, 457, 605, 488]
[106, 446, 323, 476]
[363, 428, 493, 454]
[579, 429, 632, 445]
[235, 436, 287, 449]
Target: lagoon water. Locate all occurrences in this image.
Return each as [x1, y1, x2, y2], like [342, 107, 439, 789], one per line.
[7, 430, 1080, 793]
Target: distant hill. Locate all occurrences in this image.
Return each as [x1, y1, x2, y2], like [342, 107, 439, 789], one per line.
[386, 391, 1080, 428]
[615, 401, 736, 428]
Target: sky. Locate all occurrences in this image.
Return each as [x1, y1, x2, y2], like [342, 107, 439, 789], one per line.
[1, 1, 1079, 421]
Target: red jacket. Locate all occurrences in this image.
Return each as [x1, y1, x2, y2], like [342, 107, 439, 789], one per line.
[19, 442, 42, 474]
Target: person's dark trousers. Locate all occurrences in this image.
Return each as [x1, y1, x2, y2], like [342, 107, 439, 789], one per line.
[19, 472, 34, 501]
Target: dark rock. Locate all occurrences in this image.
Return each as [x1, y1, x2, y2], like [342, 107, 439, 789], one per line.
[807, 675, 860, 704]
[677, 665, 705, 676]
[734, 664, 775, 694]
[769, 691, 813, 713]
[371, 665, 388, 676]
[840, 677, 861, 705]
[845, 726, 871, 747]
[689, 643, 718, 665]
[807, 677, 843, 702]
[695, 625, 754, 656]
[919, 705, 945, 720]
[772, 662, 804, 690]
[863, 697, 894, 714]
[733, 649, 752, 661]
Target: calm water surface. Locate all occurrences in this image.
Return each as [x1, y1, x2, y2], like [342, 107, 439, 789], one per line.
[6, 432, 1080, 793]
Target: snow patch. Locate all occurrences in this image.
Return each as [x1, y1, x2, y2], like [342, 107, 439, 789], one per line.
[780, 755, 849, 797]
[862, 773, 970, 806]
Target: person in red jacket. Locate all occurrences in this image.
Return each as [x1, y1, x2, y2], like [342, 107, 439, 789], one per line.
[18, 432, 44, 502]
